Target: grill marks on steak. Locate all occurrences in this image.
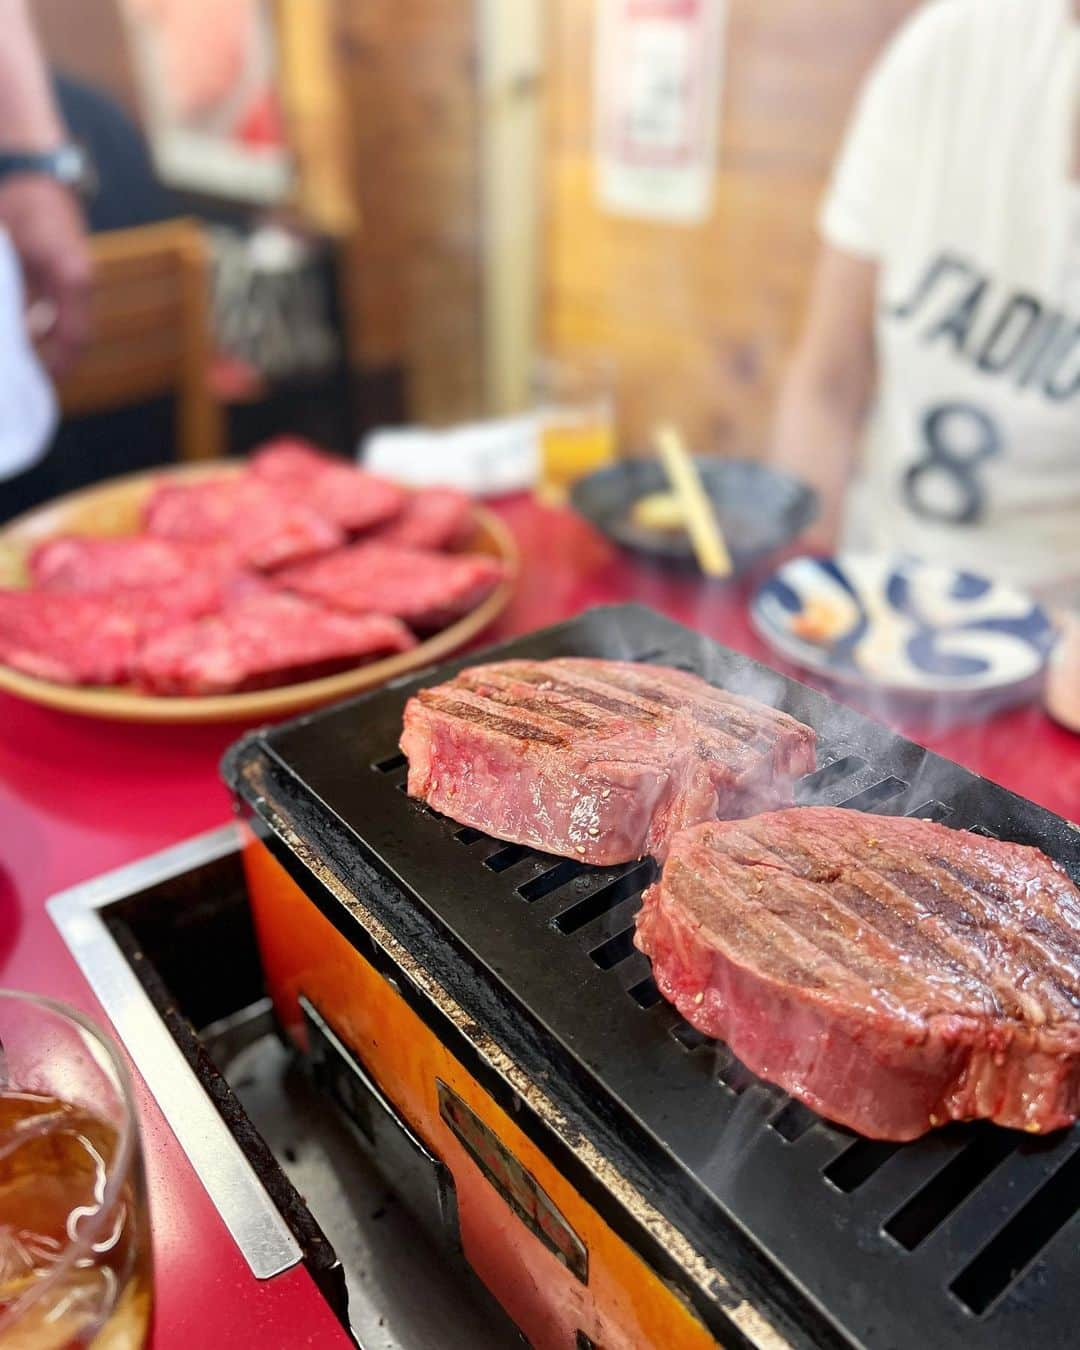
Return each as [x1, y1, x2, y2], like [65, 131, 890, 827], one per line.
[715, 820, 1080, 1018]
[635, 808, 1080, 1138]
[462, 661, 814, 806]
[400, 658, 816, 864]
[415, 690, 568, 746]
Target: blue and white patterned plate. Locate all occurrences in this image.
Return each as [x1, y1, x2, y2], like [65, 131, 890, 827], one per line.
[751, 555, 1057, 695]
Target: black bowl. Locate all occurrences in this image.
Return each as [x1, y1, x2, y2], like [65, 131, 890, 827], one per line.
[569, 456, 819, 576]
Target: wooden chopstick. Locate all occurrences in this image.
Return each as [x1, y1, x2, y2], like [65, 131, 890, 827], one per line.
[654, 424, 734, 578]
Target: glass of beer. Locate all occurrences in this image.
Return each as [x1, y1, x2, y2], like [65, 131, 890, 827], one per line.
[0, 991, 152, 1349]
[532, 354, 617, 504]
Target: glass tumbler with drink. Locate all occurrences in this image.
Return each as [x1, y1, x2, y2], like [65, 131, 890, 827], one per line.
[532, 354, 617, 504]
[0, 991, 151, 1349]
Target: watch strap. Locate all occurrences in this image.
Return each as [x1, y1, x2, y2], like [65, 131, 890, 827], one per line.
[0, 145, 93, 196]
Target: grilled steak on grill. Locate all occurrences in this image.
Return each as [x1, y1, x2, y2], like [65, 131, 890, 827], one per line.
[636, 807, 1080, 1139]
[400, 659, 816, 864]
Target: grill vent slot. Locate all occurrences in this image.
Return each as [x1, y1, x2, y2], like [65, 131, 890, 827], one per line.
[372, 752, 407, 774]
[908, 800, 954, 822]
[840, 777, 908, 811]
[627, 976, 661, 1008]
[589, 926, 637, 971]
[517, 859, 586, 902]
[669, 1021, 710, 1052]
[454, 826, 485, 846]
[884, 1131, 1016, 1251]
[769, 1100, 820, 1143]
[553, 861, 655, 935]
[717, 1056, 758, 1095]
[483, 844, 530, 873]
[796, 754, 869, 798]
[950, 1146, 1080, 1314]
[824, 1139, 901, 1193]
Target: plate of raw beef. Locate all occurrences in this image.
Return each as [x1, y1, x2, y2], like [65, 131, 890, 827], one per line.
[0, 442, 517, 722]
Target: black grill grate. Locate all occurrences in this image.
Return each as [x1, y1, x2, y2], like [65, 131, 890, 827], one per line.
[234, 604, 1080, 1350]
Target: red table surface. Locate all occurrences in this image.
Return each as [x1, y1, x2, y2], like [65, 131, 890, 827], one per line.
[0, 494, 1076, 1348]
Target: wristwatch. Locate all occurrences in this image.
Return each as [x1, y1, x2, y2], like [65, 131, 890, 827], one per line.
[0, 144, 97, 199]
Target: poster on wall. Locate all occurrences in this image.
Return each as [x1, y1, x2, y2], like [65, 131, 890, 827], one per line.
[118, 0, 293, 203]
[594, 0, 727, 225]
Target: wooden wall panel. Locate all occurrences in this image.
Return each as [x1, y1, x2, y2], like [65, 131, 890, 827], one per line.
[333, 0, 484, 423]
[542, 0, 919, 453]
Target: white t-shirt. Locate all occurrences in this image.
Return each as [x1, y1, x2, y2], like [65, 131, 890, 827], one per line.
[0, 228, 56, 483]
[822, 0, 1080, 603]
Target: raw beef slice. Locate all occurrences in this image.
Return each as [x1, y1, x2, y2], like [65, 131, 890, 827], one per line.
[143, 475, 343, 571]
[29, 533, 241, 598]
[249, 439, 406, 535]
[134, 593, 415, 695]
[372, 487, 472, 551]
[0, 583, 221, 686]
[31, 534, 197, 591]
[277, 543, 506, 631]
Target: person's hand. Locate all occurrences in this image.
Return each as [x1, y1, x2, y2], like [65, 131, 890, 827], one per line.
[0, 173, 91, 376]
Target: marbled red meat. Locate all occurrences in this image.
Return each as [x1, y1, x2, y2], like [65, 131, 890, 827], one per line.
[400, 658, 816, 864]
[249, 439, 406, 535]
[29, 533, 240, 596]
[371, 487, 472, 551]
[0, 582, 221, 686]
[143, 475, 343, 571]
[134, 592, 415, 695]
[635, 807, 1080, 1139]
[277, 542, 506, 632]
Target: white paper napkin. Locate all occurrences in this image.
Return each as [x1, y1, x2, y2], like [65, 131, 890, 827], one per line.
[360, 415, 540, 496]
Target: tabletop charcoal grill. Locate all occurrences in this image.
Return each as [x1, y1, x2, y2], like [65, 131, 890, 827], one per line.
[224, 603, 1080, 1350]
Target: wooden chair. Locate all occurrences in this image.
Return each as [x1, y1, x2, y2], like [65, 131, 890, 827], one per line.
[57, 218, 225, 462]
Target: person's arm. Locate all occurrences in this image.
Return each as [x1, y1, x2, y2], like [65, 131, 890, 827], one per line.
[770, 244, 878, 551]
[0, 0, 91, 374]
[771, 5, 949, 552]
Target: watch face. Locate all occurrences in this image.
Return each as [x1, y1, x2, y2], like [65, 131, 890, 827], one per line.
[56, 144, 98, 199]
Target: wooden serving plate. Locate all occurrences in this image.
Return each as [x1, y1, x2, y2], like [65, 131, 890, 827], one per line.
[0, 461, 518, 724]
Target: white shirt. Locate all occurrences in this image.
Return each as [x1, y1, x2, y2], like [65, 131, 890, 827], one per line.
[0, 228, 56, 483]
[822, 0, 1080, 603]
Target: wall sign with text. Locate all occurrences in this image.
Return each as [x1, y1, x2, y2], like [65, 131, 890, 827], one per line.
[594, 0, 727, 224]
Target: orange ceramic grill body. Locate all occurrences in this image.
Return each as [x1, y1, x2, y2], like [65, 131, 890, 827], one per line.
[241, 833, 720, 1350]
